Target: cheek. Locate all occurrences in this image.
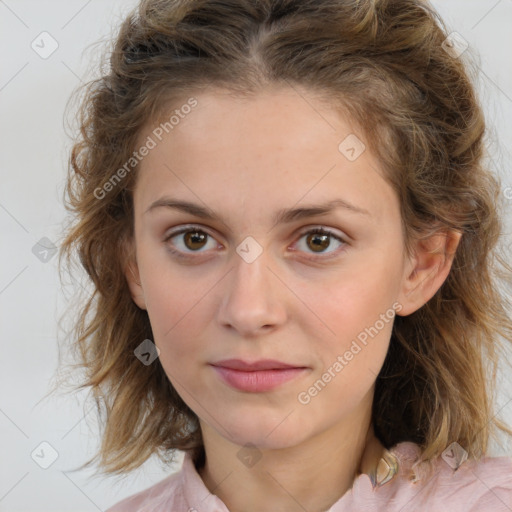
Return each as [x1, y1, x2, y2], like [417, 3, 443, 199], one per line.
[298, 313, 392, 416]
[144, 285, 208, 392]
[300, 261, 399, 338]
[140, 270, 211, 360]
[138, 241, 210, 326]
[146, 293, 207, 360]
[296, 260, 398, 382]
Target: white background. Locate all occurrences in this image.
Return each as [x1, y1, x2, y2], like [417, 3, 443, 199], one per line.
[1, 1, 512, 510]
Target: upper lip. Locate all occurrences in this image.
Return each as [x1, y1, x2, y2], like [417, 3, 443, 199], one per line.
[210, 359, 305, 371]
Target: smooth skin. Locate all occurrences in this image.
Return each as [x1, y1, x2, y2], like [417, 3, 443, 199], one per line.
[124, 85, 461, 512]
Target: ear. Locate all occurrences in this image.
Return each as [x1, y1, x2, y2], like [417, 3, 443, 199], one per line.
[396, 229, 462, 316]
[122, 236, 147, 311]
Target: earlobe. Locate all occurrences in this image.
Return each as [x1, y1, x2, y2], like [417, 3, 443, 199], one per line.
[396, 229, 462, 316]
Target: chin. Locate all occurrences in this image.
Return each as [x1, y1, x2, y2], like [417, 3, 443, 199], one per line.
[231, 431, 303, 451]
[219, 413, 310, 450]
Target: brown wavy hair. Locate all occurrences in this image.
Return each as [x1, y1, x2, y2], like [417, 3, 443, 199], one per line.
[55, 0, 512, 479]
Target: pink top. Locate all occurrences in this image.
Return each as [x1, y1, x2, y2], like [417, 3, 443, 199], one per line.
[105, 442, 512, 511]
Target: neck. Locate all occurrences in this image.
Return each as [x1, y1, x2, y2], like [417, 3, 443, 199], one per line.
[197, 407, 384, 512]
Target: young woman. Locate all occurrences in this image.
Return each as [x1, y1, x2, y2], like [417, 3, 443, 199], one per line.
[59, 0, 512, 510]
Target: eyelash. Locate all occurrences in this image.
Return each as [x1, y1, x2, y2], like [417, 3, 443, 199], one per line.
[162, 225, 348, 261]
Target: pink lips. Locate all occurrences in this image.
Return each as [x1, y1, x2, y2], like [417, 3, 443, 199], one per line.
[210, 359, 308, 392]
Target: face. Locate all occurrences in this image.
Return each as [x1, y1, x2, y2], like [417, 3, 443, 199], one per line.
[126, 85, 412, 450]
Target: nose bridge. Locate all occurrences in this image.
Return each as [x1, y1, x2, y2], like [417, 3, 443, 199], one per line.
[218, 243, 285, 334]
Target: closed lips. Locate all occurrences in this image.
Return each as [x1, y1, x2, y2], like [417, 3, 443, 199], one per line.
[210, 359, 307, 371]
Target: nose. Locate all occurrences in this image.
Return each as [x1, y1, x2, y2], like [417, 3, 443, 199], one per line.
[217, 248, 287, 337]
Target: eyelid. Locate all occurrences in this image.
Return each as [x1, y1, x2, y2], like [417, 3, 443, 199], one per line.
[291, 225, 348, 260]
[163, 223, 349, 259]
[163, 224, 220, 242]
[295, 224, 347, 241]
[163, 223, 347, 241]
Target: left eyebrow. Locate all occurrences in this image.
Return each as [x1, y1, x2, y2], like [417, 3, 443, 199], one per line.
[144, 197, 372, 223]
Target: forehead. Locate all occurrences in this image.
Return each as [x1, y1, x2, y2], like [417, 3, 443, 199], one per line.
[138, 85, 354, 159]
[133, 86, 398, 225]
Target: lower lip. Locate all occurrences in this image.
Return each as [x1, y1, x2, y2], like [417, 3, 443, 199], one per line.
[211, 366, 308, 392]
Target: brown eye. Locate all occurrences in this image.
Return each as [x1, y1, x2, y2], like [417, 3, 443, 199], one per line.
[163, 225, 347, 261]
[294, 227, 346, 259]
[164, 226, 218, 257]
[306, 232, 331, 252]
[183, 230, 208, 251]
